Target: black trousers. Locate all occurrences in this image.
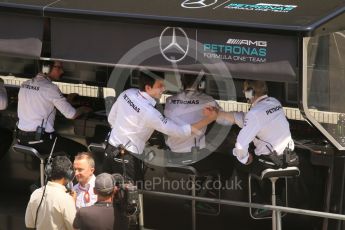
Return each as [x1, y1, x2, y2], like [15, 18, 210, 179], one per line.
[236, 152, 298, 203]
[0, 127, 13, 159]
[16, 131, 87, 160]
[103, 144, 143, 183]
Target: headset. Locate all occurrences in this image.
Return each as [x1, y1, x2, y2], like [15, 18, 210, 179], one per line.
[244, 87, 255, 101]
[35, 156, 74, 228]
[41, 61, 53, 75]
[44, 159, 75, 182]
[181, 73, 205, 91]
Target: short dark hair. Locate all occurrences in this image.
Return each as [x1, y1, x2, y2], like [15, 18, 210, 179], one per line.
[181, 74, 203, 89]
[138, 70, 164, 91]
[50, 156, 72, 180]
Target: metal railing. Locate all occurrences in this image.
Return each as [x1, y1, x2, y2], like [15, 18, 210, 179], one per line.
[140, 189, 345, 225]
[1, 75, 115, 98]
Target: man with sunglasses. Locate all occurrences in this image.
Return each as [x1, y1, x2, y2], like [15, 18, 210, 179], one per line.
[17, 60, 91, 158]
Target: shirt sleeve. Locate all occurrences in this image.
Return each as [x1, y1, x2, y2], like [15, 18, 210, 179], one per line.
[49, 85, 76, 119]
[233, 112, 261, 164]
[63, 196, 77, 230]
[233, 112, 246, 128]
[146, 108, 191, 137]
[0, 82, 7, 110]
[24, 197, 35, 228]
[108, 98, 119, 127]
[214, 101, 232, 126]
[163, 96, 174, 118]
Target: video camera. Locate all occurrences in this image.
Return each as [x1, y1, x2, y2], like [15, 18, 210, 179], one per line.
[112, 173, 140, 225]
[105, 143, 141, 226]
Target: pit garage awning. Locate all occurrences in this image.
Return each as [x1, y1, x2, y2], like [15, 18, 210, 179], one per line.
[49, 17, 298, 82]
[0, 0, 344, 81]
[0, 1, 50, 58]
[0, 13, 43, 58]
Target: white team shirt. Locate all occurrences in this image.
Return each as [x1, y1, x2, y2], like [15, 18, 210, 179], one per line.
[73, 174, 97, 209]
[17, 74, 76, 133]
[233, 95, 294, 164]
[0, 81, 7, 110]
[108, 88, 191, 154]
[164, 90, 226, 152]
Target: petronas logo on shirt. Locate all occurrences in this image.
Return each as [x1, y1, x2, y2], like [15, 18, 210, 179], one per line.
[160, 115, 168, 124]
[171, 99, 199, 104]
[266, 105, 282, 115]
[21, 84, 39, 91]
[123, 94, 140, 113]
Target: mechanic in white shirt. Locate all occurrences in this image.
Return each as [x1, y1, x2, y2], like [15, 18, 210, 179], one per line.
[104, 70, 218, 182]
[73, 152, 97, 208]
[164, 74, 220, 153]
[217, 80, 298, 217]
[0, 78, 12, 159]
[16, 60, 91, 158]
[217, 80, 298, 174]
[164, 73, 234, 179]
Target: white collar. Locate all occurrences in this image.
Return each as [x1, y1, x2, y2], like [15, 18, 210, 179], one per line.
[79, 174, 96, 189]
[36, 73, 51, 82]
[139, 90, 157, 107]
[252, 95, 268, 107]
[47, 181, 67, 192]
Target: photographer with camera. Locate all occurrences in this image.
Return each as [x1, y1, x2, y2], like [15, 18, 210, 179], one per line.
[16, 60, 91, 158]
[25, 156, 76, 230]
[73, 173, 119, 230]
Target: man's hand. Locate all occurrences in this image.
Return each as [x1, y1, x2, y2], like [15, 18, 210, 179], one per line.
[72, 106, 93, 119]
[190, 106, 218, 135]
[246, 154, 254, 165]
[80, 106, 93, 114]
[70, 190, 77, 202]
[67, 93, 79, 105]
[203, 106, 218, 121]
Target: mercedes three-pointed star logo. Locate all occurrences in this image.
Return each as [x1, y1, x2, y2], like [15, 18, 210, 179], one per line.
[181, 0, 218, 9]
[159, 27, 189, 63]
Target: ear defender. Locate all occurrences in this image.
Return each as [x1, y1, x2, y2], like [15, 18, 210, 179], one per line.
[44, 159, 75, 181]
[66, 166, 75, 182]
[42, 64, 51, 75]
[45, 163, 52, 178]
[244, 88, 255, 101]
